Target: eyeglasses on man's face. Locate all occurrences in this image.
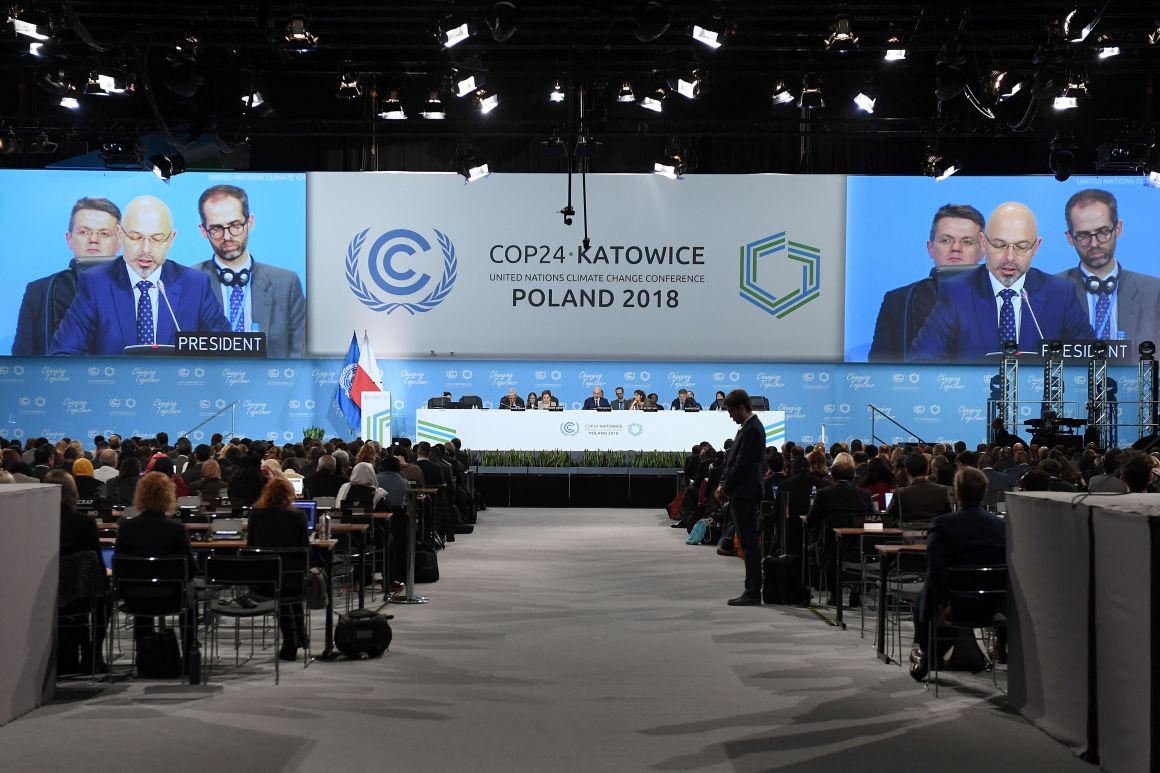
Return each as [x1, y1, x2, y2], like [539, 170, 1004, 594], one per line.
[1070, 226, 1115, 247]
[204, 221, 247, 240]
[982, 233, 1036, 257]
[120, 227, 172, 247]
[933, 235, 978, 249]
[72, 227, 118, 240]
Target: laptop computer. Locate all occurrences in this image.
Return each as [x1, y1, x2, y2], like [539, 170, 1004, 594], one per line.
[177, 496, 200, 509]
[313, 496, 336, 511]
[293, 500, 317, 531]
[289, 477, 304, 498]
[210, 517, 244, 539]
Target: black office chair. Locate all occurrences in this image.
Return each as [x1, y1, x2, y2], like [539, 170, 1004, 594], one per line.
[750, 396, 770, 411]
[928, 564, 1008, 696]
[458, 395, 483, 409]
[57, 550, 108, 680]
[109, 555, 192, 681]
[240, 547, 312, 668]
[203, 554, 284, 684]
[427, 396, 453, 409]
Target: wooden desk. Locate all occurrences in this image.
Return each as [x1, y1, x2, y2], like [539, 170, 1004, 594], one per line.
[873, 543, 927, 661]
[831, 527, 903, 629]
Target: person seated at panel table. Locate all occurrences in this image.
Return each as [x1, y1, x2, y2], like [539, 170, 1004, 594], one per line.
[499, 388, 525, 409]
[907, 201, 1095, 363]
[582, 386, 609, 410]
[646, 392, 664, 410]
[708, 390, 727, 411]
[627, 389, 647, 410]
[909, 466, 1006, 681]
[670, 388, 696, 411]
[610, 386, 630, 410]
[686, 390, 702, 410]
[525, 391, 540, 410]
[539, 389, 559, 408]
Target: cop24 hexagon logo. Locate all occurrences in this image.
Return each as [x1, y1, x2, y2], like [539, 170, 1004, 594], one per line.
[739, 231, 821, 318]
[345, 227, 457, 314]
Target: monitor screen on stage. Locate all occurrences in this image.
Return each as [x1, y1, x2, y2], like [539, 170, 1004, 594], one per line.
[844, 175, 1160, 364]
[0, 170, 306, 358]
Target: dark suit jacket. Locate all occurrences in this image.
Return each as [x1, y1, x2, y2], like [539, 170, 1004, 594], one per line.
[13, 266, 79, 356]
[582, 396, 609, 409]
[720, 414, 765, 501]
[1057, 266, 1160, 346]
[306, 469, 347, 498]
[868, 272, 940, 362]
[499, 395, 525, 409]
[670, 398, 697, 411]
[805, 479, 875, 561]
[60, 504, 102, 563]
[195, 258, 306, 358]
[51, 259, 230, 355]
[925, 505, 1006, 603]
[114, 510, 197, 576]
[908, 266, 1095, 363]
[883, 479, 951, 527]
[610, 399, 629, 410]
[415, 458, 445, 487]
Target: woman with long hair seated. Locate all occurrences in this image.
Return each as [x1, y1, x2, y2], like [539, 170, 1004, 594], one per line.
[108, 456, 142, 507]
[190, 459, 226, 501]
[246, 477, 309, 661]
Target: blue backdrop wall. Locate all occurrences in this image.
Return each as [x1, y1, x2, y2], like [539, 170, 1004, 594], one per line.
[1, 357, 1143, 449]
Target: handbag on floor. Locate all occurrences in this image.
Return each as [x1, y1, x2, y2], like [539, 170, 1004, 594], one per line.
[414, 545, 440, 583]
[137, 627, 182, 678]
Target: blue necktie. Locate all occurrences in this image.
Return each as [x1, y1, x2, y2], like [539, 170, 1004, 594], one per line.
[229, 284, 245, 332]
[998, 288, 1017, 346]
[136, 280, 154, 345]
[1094, 292, 1111, 338]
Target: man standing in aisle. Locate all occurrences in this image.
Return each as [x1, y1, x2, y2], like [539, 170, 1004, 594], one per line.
[715, 389, 766, 606]
[194, 185, 306, 358]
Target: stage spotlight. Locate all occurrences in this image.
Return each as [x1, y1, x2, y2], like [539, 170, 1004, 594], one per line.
[1096, 35, 1120, 58]
[475, 88, 499, 114]
[884, 36, 907, 61]
[1053, 78, 1086, 110]
[284, 16, 318, 51]
[377, 89, 406, 119]
[1063, 7, 1102, 43]
[486, 1, 519, 43]
[59, 96, 79, 110]
[674, 69, 703, 100]
[420, 90, 446, 119]
[989, 70, 1024, 102]
[336, 72, 362, 99]
[691, 20, 723, 49]
[457, 147, 490, 182]
[653, 140, 687, 179]
[616, 81, 636, 103]
[1002, 340, 1020, 356]
[639, 85, 668, 112]
[825, 14, 858, 52]
[10, 9, 52, 41]
[935, 45, 967, 100]
[549, 80, 565, 102]
[853, 75, 876, 114]
[798, 73, 824, 109]
[634, 1, 669, 43]
[242, 91, 264, 108]
[771, 80, 795, 105]
[1141, 341, 1157, 359]
[923, 149, 960, 181]
[149, 153, 186, 181]
[1150, 22, 1160, 45]
[441, 20, 474, 48]
[1050, 133, 1077, 181]
[455, 73, 484, 98]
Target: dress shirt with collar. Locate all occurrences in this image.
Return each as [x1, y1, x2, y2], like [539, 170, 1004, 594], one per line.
[124, 261, 160, 342]
[213, 256, 254, 332]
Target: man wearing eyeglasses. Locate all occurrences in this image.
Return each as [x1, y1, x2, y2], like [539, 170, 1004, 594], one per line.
[908, 201, 1094, 363]
[193, 185, 306, 358]
[12, 197, 122, 355]
[1056, 189, 1160, 347]
[867, 204, 985, 362]
[50, 195, 229, 355]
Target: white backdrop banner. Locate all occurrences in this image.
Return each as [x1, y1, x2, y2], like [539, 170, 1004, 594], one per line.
[414, 408, 786, 452]
[307, 173, 846, 361]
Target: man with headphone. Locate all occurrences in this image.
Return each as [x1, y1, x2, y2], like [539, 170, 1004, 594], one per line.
[1057, 188, 1160, 347]
[194, 185, 306, 358]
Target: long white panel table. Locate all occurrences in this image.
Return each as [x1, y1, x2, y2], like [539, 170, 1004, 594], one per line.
[415, 408, 786, 452]
[0, 484, 60, 727]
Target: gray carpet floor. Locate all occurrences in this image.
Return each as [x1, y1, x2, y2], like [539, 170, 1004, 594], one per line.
[2, 507, 1092, 772]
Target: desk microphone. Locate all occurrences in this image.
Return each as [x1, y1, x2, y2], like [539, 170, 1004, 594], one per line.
[1020, 289, 1045, 341]
[156, 279, 182, 335]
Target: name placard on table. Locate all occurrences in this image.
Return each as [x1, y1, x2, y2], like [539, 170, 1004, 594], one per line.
[176, 332, 267, 357]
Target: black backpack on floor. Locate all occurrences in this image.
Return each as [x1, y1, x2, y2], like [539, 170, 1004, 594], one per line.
[334, 608, 394, 659]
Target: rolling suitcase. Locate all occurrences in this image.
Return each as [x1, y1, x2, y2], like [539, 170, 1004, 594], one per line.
[762, 490, 809, 606]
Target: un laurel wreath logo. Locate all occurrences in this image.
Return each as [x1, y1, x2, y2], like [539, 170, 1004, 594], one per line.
[345, 227, 457, 314]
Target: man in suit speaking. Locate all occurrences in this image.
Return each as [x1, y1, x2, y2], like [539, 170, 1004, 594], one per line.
[51, 196, 230, 355]
[908, 201, 1095, 363]
[582, 387, 609, 410]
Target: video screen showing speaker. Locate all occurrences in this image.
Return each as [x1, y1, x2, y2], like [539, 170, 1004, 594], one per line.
[844, 175, 1160, 364]
[0, 170, 306, 359]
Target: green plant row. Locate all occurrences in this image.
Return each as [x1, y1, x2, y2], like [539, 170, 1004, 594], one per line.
[474, 449, 682, 468]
